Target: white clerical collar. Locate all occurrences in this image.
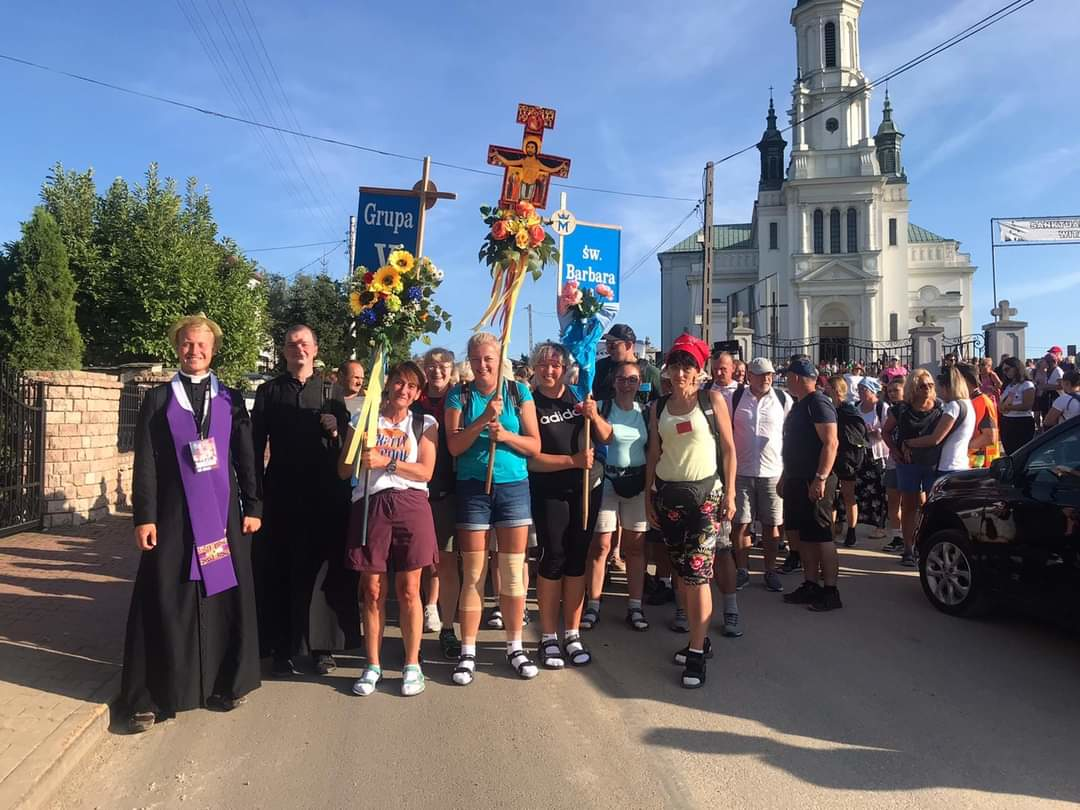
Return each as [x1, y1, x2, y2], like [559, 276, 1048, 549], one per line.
[171, 372, 220, 414]
[180, 371, 211, 384]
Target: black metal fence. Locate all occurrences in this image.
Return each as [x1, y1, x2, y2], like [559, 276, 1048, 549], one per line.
[118, 381, 154, 452]
[750, 337, 914, 373]
[0, 360, 46, 537]
[943, 334, 986, 363]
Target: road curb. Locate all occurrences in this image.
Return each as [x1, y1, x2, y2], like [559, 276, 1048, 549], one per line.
[1, 675, 119, 810]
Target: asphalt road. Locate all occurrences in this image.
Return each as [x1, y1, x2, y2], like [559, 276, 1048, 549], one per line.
[51, 532, 1080, 809]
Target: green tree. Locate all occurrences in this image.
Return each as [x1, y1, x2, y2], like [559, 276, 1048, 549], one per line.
[1, 207, 84, 369]
[35, 163, 268, 385]
[265, 271, 350, 372]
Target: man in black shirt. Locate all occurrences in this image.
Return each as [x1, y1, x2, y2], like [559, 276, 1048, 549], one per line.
[252, 325, 357, 676]
[778, 358, 842, 611]
[592, 324, 662, 404]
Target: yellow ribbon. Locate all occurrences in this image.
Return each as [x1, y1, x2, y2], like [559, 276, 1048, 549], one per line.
[345, 346, 386, 467]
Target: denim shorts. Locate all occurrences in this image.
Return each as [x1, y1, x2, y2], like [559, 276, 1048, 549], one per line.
[456, 477, 532, 531]
[895, 463, 939, 495]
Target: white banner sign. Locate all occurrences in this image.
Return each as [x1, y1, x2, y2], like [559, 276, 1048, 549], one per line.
[998, 217, 1080, 243]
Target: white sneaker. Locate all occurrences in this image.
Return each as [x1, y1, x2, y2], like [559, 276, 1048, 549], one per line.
[352, 666, 381, 696]
[401, 665, 426, 697]
[423, 605, 442, 633]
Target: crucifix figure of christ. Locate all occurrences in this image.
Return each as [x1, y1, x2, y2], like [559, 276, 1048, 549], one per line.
[487, 103, 572, 210]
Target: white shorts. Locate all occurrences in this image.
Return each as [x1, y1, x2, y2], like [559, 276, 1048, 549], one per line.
[595, 479, 649, 534]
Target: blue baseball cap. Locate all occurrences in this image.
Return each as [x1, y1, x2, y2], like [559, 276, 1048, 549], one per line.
[858, 377, 882, 394]
[781, 357, 817, 379]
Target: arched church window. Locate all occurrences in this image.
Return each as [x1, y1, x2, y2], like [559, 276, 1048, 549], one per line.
[847, 208, 858, 253]
[813, 210, 824, 254]
[830, 209, 841, 254]
[824, 22, 837, 68]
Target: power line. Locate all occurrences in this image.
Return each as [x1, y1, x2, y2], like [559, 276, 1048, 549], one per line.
[247, 239, 342, 252]
[292, 241, 346, 275]
[622, 201, 703, 282]
[712, 0, 1037, 165]
[0, 50, 698, 204]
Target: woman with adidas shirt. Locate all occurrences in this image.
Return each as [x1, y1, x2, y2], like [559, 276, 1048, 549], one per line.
[339, 361, 439, 698]
[583, 359, 651, 632]
[527, 342, 605, 668]
[445, 332, 542, 685]
[645, 334, 736, 689]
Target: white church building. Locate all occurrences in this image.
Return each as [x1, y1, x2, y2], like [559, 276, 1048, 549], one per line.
[659, 0, 976, 356]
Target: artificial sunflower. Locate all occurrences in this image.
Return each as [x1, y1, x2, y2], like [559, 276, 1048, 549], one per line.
[387, 249, 415, 274]
[372, 265, 403, 292]
[348, 291, 363, 315]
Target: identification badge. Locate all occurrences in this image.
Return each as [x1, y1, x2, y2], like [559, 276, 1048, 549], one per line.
[189, 437, 219, 473]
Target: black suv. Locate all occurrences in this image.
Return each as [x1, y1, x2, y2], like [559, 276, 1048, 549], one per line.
[915, 416, 1080, 618]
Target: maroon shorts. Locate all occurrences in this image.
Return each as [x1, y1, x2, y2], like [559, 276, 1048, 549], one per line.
[345, 488, 439, 573]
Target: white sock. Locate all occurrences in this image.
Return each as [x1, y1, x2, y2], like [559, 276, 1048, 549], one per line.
[506, 638, 523, 654]
[460, 644, 476, 668]
[587, 599, 600, 612]
[724, 594, 738, 614]
[565, 629, 580, 641]
[688, 647, 704, 655]
[628, 599, 642, 610]
[541, 633, 558, 644]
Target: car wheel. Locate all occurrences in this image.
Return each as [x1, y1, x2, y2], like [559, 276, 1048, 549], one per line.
[919, 530, 990, 617]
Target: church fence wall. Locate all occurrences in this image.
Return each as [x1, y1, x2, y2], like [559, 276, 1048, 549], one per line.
[24, 371, 135, 529]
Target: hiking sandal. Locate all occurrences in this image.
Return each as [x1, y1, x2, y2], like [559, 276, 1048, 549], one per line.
[625, 606, 649, 632]
[452, 654, 476, 686]
[507, 649, 538, 679]
[485, 609, 504, 630]
[580, 605, 600, 630]
[540, 638, 565, 669]
[564, 637, 592, 667]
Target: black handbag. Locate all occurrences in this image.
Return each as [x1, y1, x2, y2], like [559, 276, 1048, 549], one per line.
[606, 465, 646, 498]
[654, 476, 716, 512]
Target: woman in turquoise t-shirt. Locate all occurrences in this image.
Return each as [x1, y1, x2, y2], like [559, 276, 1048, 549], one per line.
[445, 332, 541, 685]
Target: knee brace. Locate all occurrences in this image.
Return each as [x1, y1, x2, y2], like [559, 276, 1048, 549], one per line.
[498, 551, 527, 597]
[459, 551, 488, 614]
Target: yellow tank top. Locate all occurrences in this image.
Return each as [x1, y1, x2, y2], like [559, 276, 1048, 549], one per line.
[655, 397, 718, 482]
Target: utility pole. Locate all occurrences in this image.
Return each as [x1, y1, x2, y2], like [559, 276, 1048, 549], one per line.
[701, 161, 715, 349]
[527, 304, 534, 353]
[347, 215, 356, 278]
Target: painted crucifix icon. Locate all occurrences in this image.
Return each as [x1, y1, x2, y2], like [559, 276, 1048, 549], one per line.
[487, 103, 572, 210]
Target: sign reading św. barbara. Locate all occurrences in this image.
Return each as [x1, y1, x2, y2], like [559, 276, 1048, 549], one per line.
[559, 222, 622, 303]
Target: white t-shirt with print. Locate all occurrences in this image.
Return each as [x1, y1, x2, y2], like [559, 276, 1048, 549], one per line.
[859, 401, 889, 462]
[1001, 380, 1036, 418]
[938, 400, 974, 472]
[351, 411, 437, 500]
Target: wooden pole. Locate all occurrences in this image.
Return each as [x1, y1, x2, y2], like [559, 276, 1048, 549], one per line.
[415, 156, 431, 258]
[485, 258, 528, 493]
[582, 395, 591, 530]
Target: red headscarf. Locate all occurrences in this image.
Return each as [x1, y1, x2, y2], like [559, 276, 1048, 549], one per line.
[666, 333, 710, 370]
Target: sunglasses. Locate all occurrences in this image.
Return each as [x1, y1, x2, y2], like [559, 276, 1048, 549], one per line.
[615, 376, 641, 384]
[917, 381, 935, 390]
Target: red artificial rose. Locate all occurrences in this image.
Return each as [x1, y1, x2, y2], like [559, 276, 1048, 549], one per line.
[491, 220, 509, 240]
[528, 224, 545, 245]
[363, 272, 375, 285]
[515, 200, 535, 217]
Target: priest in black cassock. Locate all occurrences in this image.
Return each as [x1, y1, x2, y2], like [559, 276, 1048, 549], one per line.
[252, 324, 357, 676]
[120, 315, 262, 734]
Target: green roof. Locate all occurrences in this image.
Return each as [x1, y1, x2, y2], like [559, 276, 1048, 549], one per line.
[663, 224, 754, 254]
[908, 223, 952, 243]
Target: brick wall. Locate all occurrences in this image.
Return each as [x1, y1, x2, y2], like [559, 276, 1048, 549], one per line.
[25, 371, 133, 529]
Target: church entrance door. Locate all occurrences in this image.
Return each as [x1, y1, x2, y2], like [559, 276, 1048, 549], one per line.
[819, 326, 850, 364]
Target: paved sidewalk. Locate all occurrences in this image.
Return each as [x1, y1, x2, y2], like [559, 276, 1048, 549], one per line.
[0, 517, 136, 810]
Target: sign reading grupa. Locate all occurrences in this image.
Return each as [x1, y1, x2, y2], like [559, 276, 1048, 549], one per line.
[998, 217, 1080, 243]
[355, 190, 422, 273]
[560, 222, 622, 303]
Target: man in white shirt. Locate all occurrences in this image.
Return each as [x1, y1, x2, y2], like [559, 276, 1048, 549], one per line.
[709, 349, 739, 406]
[731, 358, 793, 593]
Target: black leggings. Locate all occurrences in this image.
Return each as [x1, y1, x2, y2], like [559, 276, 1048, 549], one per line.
[1000, 415, 1035, 455]
[532, 485, 602, 580]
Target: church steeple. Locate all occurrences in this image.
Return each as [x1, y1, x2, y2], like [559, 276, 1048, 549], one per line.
[875, 89, 905, 181]
[757, 91, 787, 191]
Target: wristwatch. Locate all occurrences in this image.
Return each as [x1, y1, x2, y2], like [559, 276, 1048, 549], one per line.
[814, 473, 828, 481]
[386, 458, 398, 475]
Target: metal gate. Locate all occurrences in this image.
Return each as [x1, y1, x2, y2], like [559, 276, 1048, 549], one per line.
[750, 336, 914, 372]
[0, 360, 46, 537]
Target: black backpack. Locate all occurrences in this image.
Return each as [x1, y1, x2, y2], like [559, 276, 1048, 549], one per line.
[459, 379, 524, 425]
[836, 403, 869, 470]
[730, 384, 788, 417]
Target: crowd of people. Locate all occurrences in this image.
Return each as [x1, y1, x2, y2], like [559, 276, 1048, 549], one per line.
[120, 315, 1079, 731]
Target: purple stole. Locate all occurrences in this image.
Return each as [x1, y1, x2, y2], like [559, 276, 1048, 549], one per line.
[165, 374, 238, 596]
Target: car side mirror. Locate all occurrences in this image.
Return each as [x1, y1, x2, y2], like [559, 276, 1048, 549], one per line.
[992, 457, 1013, 483]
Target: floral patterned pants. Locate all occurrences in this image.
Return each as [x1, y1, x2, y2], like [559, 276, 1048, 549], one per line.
[653, 484, 731, 586]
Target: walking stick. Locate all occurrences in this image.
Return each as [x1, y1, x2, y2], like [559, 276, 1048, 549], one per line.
[484, 257, 528, 494]
[582, 394, 592, 530]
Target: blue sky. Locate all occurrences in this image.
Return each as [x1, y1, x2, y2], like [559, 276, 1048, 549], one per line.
[1, 0, 1077, 360]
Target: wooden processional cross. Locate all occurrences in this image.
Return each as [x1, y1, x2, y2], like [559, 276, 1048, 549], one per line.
[487, 104, 572, 210]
